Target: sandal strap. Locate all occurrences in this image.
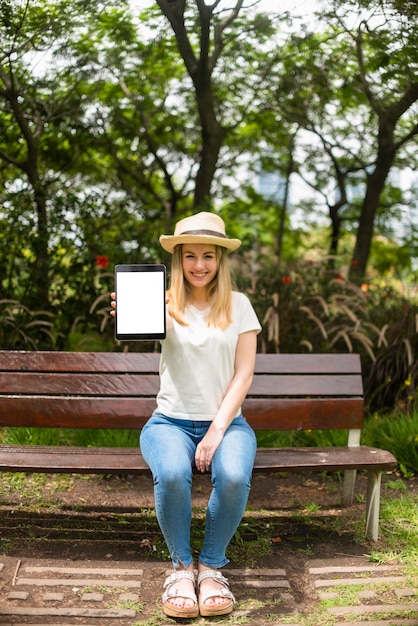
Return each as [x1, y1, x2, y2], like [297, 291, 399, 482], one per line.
[197, 569, 235, 605]
[162, 570, 197, 604]
[197, 570, 229, 587]
[164, 570, 195, 588]
[199, 587, 235, 606]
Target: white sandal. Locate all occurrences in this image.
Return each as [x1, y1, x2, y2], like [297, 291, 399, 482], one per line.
[162, 570, 199, 618]
[197, 570, 236, 617]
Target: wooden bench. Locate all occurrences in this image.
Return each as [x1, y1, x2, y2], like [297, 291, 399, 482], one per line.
[0, 350, 397, 541]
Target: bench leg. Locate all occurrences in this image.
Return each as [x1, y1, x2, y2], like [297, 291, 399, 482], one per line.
[365, 470, 382, 542]
[342, 469, 357, 506]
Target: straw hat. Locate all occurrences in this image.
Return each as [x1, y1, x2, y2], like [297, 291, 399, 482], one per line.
[159, 212, 241, 254]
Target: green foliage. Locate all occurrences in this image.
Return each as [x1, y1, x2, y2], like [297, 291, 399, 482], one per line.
[362, 411, 418, 477]
[0, 300, 58, 350]
[1, 427, 71, 446]
[71, 428, 139, 449]
[242, 257, 417, 413]
[256, 428, 349, 449]
[0, 426, 139, 449]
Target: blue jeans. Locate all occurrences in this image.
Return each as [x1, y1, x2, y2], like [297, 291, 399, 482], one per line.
[140, 410, 257, 569]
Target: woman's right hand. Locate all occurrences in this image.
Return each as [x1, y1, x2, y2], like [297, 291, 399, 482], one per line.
[110, 291, 116, 317]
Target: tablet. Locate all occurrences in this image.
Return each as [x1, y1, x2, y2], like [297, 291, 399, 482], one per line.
[115, 264, 166, 340]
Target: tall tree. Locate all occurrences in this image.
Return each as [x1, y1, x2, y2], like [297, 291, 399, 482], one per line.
[154, 0, 277, 213]
[0, 0, 112, 307]
[264, 0, 418, 279]
[344, 0, 418, 279]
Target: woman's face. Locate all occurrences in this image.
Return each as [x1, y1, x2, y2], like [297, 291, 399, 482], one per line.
[181, 244, 218, 290]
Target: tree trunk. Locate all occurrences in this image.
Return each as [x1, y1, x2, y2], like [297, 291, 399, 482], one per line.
[193, 85, 226, 209]
[349, 116, 396, 281]
[156, 0, 240, 210]
[0, 63, 50, 309]
[28, 183, 50, 309]
[276, 148, 294, 264]
[328, 206, 342, 265]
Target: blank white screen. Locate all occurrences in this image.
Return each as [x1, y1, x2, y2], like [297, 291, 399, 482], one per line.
[116, 270, 165, 336]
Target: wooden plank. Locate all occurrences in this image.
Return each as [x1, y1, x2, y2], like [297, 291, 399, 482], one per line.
[243, 397, 364, 430]
[253, 447, 397, 473]
[248, 374, 363, 396]
[0, 351, 161, 373]
[0, 396, 364, 430]
[0, 372, 362, 397]
[0, 351, 361, 375]
[0, 445, 149, 474]
[0, 373, 160, 396]
[254, 353, 361, 374]
[0, 397, 156, 429]
[0, 444, 397, 475]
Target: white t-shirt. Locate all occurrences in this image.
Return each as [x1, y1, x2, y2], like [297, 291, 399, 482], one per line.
[156, 291, 261, 421]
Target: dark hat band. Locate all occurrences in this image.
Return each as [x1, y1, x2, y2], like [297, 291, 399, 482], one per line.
[180, 229, 227, 238]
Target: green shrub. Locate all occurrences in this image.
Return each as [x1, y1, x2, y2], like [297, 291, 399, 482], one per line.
[362, 411, 418, 477]
[241, 259, 417, 413]
[0, 300, 58, 350]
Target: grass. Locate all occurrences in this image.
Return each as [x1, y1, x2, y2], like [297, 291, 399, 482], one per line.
[366, 492, 418, 566]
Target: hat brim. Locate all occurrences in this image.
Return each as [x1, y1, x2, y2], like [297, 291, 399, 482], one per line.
[159, 234, 241, 254]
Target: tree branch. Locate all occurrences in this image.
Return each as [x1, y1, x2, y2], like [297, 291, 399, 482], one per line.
[355, 24, 381, 114]
[210, 0, 245, 72]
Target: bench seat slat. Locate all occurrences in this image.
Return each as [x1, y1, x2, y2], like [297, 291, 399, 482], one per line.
[0, 445, 397, 475]
[254, 447, 397, 473]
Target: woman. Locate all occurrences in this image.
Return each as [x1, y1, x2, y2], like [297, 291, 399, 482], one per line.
[111, 212, 261, 618]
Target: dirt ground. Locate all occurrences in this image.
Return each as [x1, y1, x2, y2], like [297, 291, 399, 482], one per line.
[0, 470, 383, 560]
[0, 469, 416, 621]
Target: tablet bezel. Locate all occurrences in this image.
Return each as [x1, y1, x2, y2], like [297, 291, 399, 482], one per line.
[114, 264, 166, 341]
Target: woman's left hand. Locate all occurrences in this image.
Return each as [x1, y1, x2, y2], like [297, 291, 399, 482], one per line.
[195, 425, 224, 473]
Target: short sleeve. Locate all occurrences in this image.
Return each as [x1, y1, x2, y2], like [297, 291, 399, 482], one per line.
[233, 292, 262, 335]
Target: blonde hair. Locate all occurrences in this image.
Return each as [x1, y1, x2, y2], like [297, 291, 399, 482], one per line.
[167, 245, 233, 329]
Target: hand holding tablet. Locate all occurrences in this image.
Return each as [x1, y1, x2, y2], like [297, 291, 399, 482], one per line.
[114, 264, 166, 340]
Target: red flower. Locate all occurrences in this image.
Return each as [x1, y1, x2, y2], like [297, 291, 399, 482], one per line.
[96, 255, 110, 269]
[281, 276, 292, 285]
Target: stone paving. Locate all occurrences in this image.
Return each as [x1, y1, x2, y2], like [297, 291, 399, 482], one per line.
[0, 555, 417, 625]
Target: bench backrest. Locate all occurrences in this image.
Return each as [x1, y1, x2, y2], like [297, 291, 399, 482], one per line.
[0, 351, 364, 432]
